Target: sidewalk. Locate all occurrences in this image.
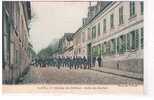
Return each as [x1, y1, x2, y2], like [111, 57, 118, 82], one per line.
[91, 66, 143, 81]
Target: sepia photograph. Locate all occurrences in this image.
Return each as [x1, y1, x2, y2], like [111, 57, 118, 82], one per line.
[1, 0, 144, 94]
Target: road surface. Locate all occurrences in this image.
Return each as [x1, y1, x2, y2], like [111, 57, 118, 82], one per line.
[21, 66, 143, 85]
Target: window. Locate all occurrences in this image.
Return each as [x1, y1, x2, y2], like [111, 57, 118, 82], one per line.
[141, 1, 144, 15]
[98, 23, 100, 36]
[95, 46, 98, 56]
[92, 46, 97, 56]
[117, 37, 120, 53]
[128, 30, 139, 50]
[98, 44, 101, 56]
[102, 44, 104, 55]
[130, 30, 136, 50]
[103, 42, 107, 55]
[130, 1, 136, 17]
[135, 29, 139, 49]
[94, 47, 96, 56]
[87, 28, 91, 40]
[79, 48, 81, 54]
[111, 39, 116, 54]
[103, 19, 106, 33]
[92, 47, 95, 56]
[106, 41, 110, 54]
[6, 16, 10, 34]
[141, 28, 144, 48]
[110, 14, 114, 29]
[96, 45, 100, 56]
[92, 26, 96, 39]
[119, 6, 124, 25]
[127, 33, 130, 51]
[120, 35, 126, 53]
[5, 15, 10, 62]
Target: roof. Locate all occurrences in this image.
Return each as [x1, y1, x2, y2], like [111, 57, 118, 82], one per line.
[64, 33, 74, 41]
[74, 1, 113, 36]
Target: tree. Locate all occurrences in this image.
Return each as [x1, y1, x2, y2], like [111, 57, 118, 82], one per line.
[37, 40, 59, 58]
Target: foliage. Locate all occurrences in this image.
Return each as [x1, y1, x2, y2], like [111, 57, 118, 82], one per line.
[37, 40, 58, 58]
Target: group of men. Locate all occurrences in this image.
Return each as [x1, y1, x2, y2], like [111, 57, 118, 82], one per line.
[32, 56, 102, 70]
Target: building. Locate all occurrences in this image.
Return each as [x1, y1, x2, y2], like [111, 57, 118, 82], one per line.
[73, 27, 83, 57]
[73, 1, 111, 58]
[58, 33, 74, 57]
[73, 1, 144, 74]
[2, 1, 32, 84]
[27, 42, 36, 60]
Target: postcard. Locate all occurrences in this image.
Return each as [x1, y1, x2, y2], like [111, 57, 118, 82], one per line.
[2, 0, 143, 94]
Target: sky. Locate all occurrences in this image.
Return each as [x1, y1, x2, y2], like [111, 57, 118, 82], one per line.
[29, 1, 90, 53]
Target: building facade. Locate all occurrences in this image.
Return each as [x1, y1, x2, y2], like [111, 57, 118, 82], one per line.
[73, 1, 144, 74]
[58, 33, 74, 57]
[2, 1, 32, 84]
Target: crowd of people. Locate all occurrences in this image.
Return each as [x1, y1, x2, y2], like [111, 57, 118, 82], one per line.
[31, 56, 102, 70]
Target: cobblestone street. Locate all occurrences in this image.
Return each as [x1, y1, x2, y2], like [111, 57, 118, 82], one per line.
[21, 66, 143, 85]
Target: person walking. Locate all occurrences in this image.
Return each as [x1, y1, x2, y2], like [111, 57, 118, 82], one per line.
[87, 55, 91, 69]
[92, 56, 96, 67]
[97, 56, 102, 67]
[57, 56, 61, 69]
[79, 56, 82, 69]
[74, 56, 77, 69]
[83, 56, 87, 69]
[76, 56, 80, 69]
[70, 57, 73, 70]
[72, 56, 75, 69]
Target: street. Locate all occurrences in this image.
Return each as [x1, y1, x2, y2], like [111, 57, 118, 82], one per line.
[21, 66, 142, 85]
